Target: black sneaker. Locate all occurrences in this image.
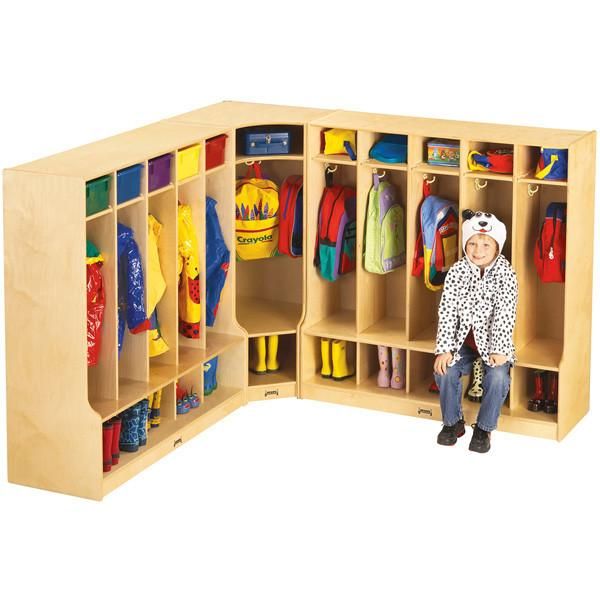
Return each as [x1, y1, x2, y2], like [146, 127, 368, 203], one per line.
[469, 424, 491, 453]
[437, 419, 466, 446]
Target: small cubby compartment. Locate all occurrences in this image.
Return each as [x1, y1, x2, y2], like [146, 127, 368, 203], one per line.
[177, 144, 202, 182]
[423, 137, 460, 170]
[102, 382, 176, 476]
[205, 134, 228, 171]
[357, 343, 407, 396]
[513, 182, 566, 371]
[462, 178, 514, 263]
[362, 131, 408, 168]
[465, 141, 514, 177]
[304, 162, 357, 339]
[357, 166, 408, 345]
[248, 333, 297, 395]
[407, 172, 459, 349]
[86, 173, 113, 217]
[236, 124, 303, 158]
[510, 367, 559, 423]
[301, 334, 357, 388]
[117, 164, 144, 204]
[314, 127, 357, 163]
[517, 145, 569, 182]
[148, 153, 174, 193]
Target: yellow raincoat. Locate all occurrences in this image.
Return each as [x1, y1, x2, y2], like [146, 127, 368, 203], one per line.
[148, 215, 169, 357]
[178, 204, 201, 338]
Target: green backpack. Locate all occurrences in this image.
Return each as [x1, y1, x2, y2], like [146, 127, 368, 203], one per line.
[364, 174, 406, 273]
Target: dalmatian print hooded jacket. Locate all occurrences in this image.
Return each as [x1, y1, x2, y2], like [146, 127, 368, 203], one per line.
[434, 211, 518, 368]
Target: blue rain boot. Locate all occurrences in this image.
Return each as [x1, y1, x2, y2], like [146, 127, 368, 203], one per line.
[119, 404, 140, 452]
[204, 357, 218, 395]
[138, 399, 149, 446]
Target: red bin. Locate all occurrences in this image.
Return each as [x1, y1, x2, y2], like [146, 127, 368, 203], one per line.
[205, 134, 227, 170]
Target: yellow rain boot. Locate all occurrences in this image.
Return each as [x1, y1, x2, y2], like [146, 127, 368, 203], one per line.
[252, 336, 267, 374]
[267, 335, 280, 372]
[321, 338, 332, 378]
[332, 339, 354, 381]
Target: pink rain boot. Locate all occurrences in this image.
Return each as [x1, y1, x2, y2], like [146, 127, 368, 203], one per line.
[377, 345, 390, 387]
[390, 347, 406, 390]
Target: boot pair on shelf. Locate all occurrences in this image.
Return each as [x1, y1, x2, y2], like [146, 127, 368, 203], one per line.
[528, 370, 558, 414]
[321, 338, 354, 381]
[176, 383, 200, 415]
[251, 335, 279, 375]
[102, 417, 122, 473]
[203, 356, 219, 396]
[119, 399, 150, 454]
[377, 346, 406, 390]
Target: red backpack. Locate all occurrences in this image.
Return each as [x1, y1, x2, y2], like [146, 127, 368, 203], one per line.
[534, 202, 566, 283]
[278, 175, 303, 257]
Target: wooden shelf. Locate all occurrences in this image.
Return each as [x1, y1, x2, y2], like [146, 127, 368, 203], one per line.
[519, 172, 568, 186]
[407, 325, 436, 353]
[237, 297, 302, 336]
[177, 173, 203, 185]
[178, 333, 244, 376]
[235, 154, 303, 164]
[413, 162, 460, 176]
[305, 310, 357, 341]
[360, 159, 408, 172]
[116, 196, 143, 210]
[463, 171, 513, 182]
[249, 362, 296, 387]
[359, 317, 407, 347]
[312, 153, 356, 166]
[515, 338, 562, 372]
[304, 374, 357, 392]
[148, 183, 175, 197]
[206, 163, 228, 176]
[357, 375, 410, 400]
[86, 207, 113, 221]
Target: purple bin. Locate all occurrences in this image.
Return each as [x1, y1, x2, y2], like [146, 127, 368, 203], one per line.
[148, 154, 172, 192]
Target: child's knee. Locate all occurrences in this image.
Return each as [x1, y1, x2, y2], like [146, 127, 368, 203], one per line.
[485, 364, 511, 386]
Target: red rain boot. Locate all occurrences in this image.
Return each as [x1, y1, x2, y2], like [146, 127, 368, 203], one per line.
[111, 417, 122, 466]
[102, 422, 114, 472]
[528, 370, 545, 412]
[544, 372, 558, 414]
[429, 379, 440, 394]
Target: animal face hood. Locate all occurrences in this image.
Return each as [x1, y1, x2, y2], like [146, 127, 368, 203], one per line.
[462, 210, 506, 255]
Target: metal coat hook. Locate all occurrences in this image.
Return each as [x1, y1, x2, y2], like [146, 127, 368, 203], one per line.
[372, 168, 386, 178]
[244, 159, 262, 166]
[423, 174, 436, 184]
[474, 178, 488, 191]
[326, 164, 338, 174]
[528, 184, 539, 197]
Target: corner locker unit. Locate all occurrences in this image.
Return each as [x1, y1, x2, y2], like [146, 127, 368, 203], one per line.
[3, 102, 596, 500]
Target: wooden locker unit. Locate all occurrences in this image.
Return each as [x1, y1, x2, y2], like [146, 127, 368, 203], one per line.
[3, 101, 595, 499]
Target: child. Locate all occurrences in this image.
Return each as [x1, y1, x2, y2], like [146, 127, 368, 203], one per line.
[433, 210, 518, 453]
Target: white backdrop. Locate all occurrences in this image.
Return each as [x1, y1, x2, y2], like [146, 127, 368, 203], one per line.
[1, 1, 598, 598]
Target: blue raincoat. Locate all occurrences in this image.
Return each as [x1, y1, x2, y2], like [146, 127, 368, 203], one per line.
[118, 223, 150, 353]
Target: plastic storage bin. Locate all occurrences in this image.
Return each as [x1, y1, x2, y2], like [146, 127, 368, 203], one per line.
[206, 134, 227, 170]
[86, 175, 111, 216]
[427, 139, 460, 167]
[148, 154, 172, 192]
[177, 145, 201, 182]
[117, 164, 143, 204]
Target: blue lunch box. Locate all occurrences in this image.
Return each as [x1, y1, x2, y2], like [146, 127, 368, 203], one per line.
[244, 131, 291, 155]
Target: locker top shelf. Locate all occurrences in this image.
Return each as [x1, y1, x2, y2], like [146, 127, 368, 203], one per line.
[9, 120, 227, 180]
[309, 109, 592, 148]
[168, 100, 336, 128]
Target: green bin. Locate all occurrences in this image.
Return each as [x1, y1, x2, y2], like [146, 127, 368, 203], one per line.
[86, 175, 111, 216]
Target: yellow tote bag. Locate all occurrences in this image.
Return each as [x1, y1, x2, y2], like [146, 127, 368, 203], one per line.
[235, 164, 279, 260]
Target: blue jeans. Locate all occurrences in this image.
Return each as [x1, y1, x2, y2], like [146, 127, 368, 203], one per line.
[434, 344, 511, 432]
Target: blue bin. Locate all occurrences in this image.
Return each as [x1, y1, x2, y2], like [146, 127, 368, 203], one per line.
[117, 164, 143, 204]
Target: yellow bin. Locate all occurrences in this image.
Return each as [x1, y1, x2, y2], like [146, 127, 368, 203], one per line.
[177, 144, 201, 181]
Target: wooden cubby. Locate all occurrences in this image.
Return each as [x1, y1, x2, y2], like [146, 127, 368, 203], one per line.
[3, 101, 595, 500]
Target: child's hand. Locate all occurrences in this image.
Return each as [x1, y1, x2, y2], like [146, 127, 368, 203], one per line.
[489, 353, 508, 367]
[433, 352, 453, 375]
